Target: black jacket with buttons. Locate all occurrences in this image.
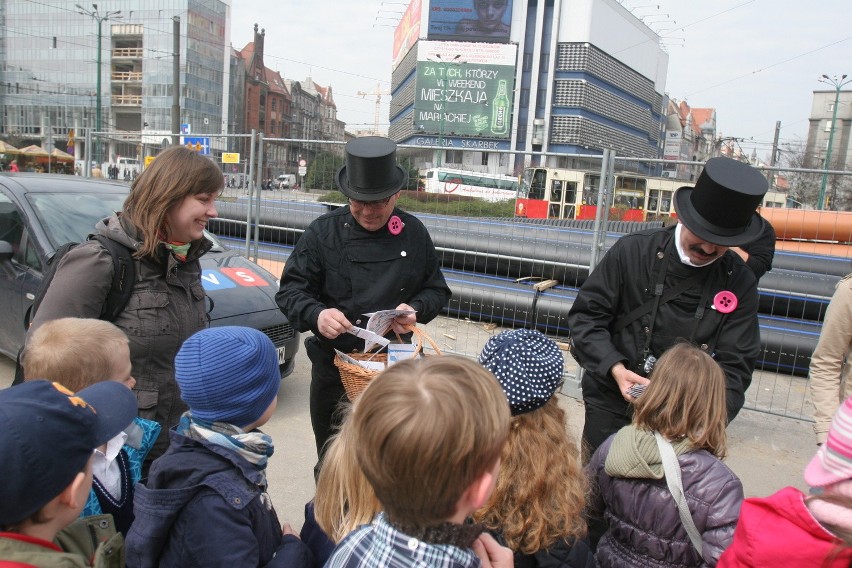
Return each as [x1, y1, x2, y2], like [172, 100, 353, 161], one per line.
[276, 206, 451, 353]
[567, 225, 761, 421]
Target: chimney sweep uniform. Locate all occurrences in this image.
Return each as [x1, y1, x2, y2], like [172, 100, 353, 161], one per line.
[276, 137, 450, 464]
[568, 157, 768, 453]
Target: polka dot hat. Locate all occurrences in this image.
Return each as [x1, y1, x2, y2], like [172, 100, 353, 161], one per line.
[478, 328, 564, 416]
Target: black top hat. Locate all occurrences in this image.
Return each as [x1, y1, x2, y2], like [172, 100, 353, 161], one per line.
[673, 156, 768, 246]
[336, 136, 407, 201]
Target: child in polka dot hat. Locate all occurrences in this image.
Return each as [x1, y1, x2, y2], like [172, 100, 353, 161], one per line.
[478, 328, 564, 415]
[476, 329, 594, 565]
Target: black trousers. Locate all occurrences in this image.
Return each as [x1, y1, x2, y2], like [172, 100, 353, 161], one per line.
[305, 336, 350, 469]
[582, 400, 632, 551]
[581, 401, 633, 463]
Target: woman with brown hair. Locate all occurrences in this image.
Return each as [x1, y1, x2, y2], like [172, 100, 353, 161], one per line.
[29, 145, 221, 466]
[477, 328, 594, 568]
[586, 341, 743, 567]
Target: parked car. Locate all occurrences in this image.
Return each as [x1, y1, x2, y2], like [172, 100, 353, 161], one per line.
[0, 173, 299, 376]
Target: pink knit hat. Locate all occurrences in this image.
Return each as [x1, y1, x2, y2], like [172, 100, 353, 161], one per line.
[805, 396, 852, 487]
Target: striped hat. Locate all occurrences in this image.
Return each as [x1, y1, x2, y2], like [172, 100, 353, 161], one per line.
[175, 326, 281, 428]
[805, 396, 852, 487]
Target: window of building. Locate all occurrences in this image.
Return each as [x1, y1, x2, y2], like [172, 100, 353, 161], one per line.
[445, 149, 463, 164]
[481, 152, 489, 166]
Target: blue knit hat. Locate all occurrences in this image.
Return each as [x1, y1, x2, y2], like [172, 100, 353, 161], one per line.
[478, 329, 564, 416]
[175, 326, 280, 428]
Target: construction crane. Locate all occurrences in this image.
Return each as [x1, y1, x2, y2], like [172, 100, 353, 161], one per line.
[357, 82, 390, 136]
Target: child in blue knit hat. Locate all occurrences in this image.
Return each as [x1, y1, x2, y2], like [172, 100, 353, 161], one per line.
[125, 326, 314, 567]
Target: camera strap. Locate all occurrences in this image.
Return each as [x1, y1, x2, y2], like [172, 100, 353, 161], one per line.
[688, 270, 721, 344]
[613, 238, 710, 367]
[638, 249, 672, 362]
[612, 240, 705, 336]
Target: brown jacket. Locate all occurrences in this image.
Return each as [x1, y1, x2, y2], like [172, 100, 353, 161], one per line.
[28, 213, 212, 462]
[808, 273, 852, 444]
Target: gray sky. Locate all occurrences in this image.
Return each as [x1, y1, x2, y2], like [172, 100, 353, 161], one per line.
[231, 0, 851, 162]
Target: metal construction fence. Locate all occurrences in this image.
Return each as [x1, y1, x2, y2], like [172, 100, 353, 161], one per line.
[83, 133, 852, 421]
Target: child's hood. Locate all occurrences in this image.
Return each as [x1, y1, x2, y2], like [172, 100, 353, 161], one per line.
[604, 425, 694, 479]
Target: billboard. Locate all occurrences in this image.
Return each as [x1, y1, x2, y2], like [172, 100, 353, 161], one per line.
[415, 41, 516, 140]
[393, 0, 423, 69]
[663, 131, 682, 162]
[427, 0, 513, 43]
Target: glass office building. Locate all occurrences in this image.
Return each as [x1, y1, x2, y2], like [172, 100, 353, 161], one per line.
[0, 0, 230, 164]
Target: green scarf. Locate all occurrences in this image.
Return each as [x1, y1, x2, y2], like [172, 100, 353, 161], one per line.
[604, 425, 695, 479]
[162, 241, 190, 262]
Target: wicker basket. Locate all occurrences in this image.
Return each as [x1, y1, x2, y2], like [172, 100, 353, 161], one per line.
[334, 325, 442, 401]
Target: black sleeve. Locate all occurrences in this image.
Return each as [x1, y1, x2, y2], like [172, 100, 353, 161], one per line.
[567, 241, 630, 378]
[407, 225, 451, 324]
[276, 226, 325, 335]
[742, 219, 775, 280]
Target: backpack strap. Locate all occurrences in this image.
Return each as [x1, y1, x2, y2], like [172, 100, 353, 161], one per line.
[88, 234, 136, 321]
[15, 236, 136, 385]
[654, 432, 705, 560]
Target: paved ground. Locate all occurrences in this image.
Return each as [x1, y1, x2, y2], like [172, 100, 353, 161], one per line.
[0, 315, 818, 533]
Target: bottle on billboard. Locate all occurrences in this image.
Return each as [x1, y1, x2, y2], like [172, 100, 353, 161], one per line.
[491, 79, 509, 135]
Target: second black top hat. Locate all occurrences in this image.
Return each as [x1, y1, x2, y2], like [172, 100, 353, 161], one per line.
[336, 136, 407, 202]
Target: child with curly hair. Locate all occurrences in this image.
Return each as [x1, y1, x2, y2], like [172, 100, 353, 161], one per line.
[477, 328, 595, 567]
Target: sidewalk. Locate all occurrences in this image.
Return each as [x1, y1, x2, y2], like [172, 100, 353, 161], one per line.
[0, 316, 819, 531]
[257, 321, 820, 528]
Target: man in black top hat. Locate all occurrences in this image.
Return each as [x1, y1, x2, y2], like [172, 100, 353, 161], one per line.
[276, 137, 451, 465]
[567, 156, 769, 455]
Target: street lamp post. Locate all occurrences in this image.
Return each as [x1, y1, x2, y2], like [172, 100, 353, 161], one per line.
[817, 74, 851, 210]
[77, 3, 121, 166]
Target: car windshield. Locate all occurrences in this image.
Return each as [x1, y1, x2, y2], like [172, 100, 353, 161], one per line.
[26, 191, 227, 253]
[27, 192, 127, 250]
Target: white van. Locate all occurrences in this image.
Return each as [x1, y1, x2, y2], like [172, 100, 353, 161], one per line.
[277, 174, 297, 189]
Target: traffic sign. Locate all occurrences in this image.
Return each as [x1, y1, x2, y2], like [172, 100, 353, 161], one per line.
[181, 136, 211, 155]
[222, 152, 240, 164]
[299, 159, 307, 167]
[298, 166, 307, 176]
[180, 124, 191, 135]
